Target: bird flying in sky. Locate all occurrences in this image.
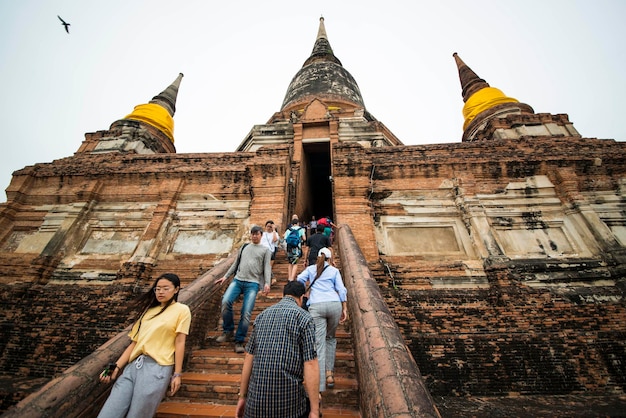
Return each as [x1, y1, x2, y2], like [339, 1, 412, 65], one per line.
[57, 15, 70, 34]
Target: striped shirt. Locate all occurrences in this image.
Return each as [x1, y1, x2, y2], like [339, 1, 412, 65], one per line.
[244, 297, 317, 418]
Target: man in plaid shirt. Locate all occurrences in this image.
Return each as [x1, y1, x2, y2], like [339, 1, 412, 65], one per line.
[236, 281, 320, 418]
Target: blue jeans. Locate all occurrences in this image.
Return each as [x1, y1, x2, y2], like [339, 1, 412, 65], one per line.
[221, 278, 259, 343]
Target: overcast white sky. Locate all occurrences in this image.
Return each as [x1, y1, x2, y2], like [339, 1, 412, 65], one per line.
[1, 0, 624, 202]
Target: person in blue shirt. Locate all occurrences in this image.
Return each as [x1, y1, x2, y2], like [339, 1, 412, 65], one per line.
[296, 247, 348, 392]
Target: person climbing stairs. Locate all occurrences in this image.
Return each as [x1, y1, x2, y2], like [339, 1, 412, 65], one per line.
[156, 255, 361, 417]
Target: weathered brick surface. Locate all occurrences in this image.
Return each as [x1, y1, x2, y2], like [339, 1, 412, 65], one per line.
[391, 285, 626, 396]
[0, 282, 133, 373]
[334, 136, 626, 414]
[1, 253, 234, 417]
[0, 146, 291, 412]
[0, 126, 625, 417]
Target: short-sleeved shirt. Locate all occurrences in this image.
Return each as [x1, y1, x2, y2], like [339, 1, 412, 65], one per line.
[128, 302, 191, 365]
[305, 233, 332, 265]
[244, 297, 317, 418]
[261, 231, 278, 253]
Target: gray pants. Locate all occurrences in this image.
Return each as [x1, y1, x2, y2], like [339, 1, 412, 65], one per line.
[98, 355, 173, 418]
[309, 301, 342, 392]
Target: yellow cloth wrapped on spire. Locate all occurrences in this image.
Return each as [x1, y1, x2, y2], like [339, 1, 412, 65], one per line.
[462, 87, 519, 130]
[124, 103, 175, 143]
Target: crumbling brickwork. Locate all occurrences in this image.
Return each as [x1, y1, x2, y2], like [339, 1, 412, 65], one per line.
[0, 145, 292, 411]
[328, 137, 626, 411]
[0, 281, 136, 410]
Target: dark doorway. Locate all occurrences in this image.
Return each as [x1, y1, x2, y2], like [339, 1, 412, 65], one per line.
[302, 142, 333, 221]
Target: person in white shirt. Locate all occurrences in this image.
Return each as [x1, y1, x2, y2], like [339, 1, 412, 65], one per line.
[260, 220, 279, 284]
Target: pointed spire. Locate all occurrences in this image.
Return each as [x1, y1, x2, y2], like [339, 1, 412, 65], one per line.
[281, 18, 364, 111]
[317, 15, 328, 39]
[303, 17, 342, 67]
[453, 53, 532, 134]
[123, 73, 184, 143]
[453, 53, 540, 141]
[453, 53, 489, 103]
[149, 73, 184, 116]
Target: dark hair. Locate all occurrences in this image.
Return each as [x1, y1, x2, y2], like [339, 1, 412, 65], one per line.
[283, 280, 306, 298]
[132, 273, 181, 336]
[251, 225, 263, 234]
[316, 255, 326, 280]
[316, 224, 325, 233]
[265, 220, 274, 226]
[291, 219, 299, 225]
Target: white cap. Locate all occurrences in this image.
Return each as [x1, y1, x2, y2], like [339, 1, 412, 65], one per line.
[318, 247, 332, 259]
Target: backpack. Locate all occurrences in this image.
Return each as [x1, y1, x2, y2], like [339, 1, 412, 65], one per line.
[286, 227, 301, 247]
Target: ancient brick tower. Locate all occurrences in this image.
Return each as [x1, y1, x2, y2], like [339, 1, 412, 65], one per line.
[1, 17, 625, 417]
[237, 17, 401, 221]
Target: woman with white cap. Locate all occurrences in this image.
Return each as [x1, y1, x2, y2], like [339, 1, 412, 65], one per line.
[296, 247, 348, 393]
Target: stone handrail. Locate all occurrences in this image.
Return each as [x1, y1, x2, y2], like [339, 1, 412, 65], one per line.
[336, 224, 441, 418]
[3, 252, 237, 418]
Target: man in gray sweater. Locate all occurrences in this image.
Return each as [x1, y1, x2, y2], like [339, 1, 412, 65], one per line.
[216, 225, 272, 353]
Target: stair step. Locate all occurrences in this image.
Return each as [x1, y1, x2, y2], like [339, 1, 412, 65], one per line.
[181, 373, 240, 385]
[188, 349, 244, 373]
[157, 401, 235, 418]
[179, 372, 357, 390]
[206, 328, 352, 339]
[157, 262, 361, 417]
[190, 347, 354, 361]
[175, 376, 359, 407]
[157, 401, 361, 417]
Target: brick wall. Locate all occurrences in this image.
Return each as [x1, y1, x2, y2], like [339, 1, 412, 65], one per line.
[382, 280, 626, 396]
[0, 146, 291, 412]
[0, 282, 136, 410]
[339, 136, 626, 402]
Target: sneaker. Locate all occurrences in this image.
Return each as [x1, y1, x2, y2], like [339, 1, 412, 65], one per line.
[216, 331, 233, 343]
[234, 343, 245, 354]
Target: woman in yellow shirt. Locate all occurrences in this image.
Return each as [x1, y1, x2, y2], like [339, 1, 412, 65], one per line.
[98, 273, 191, 418]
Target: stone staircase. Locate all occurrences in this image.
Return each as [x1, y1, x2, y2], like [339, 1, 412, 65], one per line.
[156, 256, 361, 417]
